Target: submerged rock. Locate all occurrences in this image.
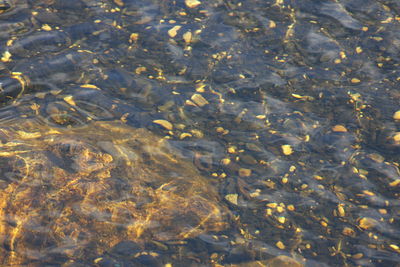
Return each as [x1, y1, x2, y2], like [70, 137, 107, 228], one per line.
[0, 119, 229, 265]
[231, 255, 304, 267]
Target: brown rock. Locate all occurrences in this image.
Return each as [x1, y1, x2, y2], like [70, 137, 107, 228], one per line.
[0, 120, 229, 265]
[332, 125, 347, 132]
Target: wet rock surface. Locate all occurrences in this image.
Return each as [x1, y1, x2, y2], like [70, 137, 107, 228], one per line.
[0, 119, 228, 265]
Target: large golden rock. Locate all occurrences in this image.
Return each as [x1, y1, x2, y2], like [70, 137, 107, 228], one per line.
[0, 120, 228, 265]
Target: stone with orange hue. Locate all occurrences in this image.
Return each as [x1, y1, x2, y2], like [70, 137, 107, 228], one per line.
[0, 120, 229, 265]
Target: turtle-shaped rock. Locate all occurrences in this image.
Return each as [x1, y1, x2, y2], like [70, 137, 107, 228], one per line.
[0, 119, 229, 265]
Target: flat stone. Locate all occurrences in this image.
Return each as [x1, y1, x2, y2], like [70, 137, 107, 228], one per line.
[231, 255, 304, 267]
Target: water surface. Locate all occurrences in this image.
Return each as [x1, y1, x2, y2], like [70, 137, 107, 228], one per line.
[0, 0, 399, 266]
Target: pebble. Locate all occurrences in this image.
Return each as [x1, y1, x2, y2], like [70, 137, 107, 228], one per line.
[287, 204, 295, 211]
[332, 125, 347, 132]
[238, 168, 252, 177]
[337, 205, 345, 217]
[225, 194, 238, 205]
[221, 158, 231, 165]
[41, 24, 52, 31]
[179, 133, 192, 139]
[185, 0, 201, 8]
[183, 31, 192, 43]
[342, 227, 355, 236]
[276, 241, 285, 250]
[277, 216, 286, 224]
[191, 93, 209, 107]
[153, 120, 173, 130]
[281, 144, 293, 155]
[63, 96, 76, 106]
[389, 244, 400, 252]
[390, 179, 400, 187]
[228, 146, 237, 154]
[1, 51, 11, 62]
[267, 203, 278, 208]
[368, 153, 384, 163]
[393, 110, 400, 120]
[393, 133, 400, 144]
[190, 129, 203, 138]
[358, 217, 378, 230]
[130, 33, 139, 43]
[168, 25, 181, 38]
[113, 0, 124, 6]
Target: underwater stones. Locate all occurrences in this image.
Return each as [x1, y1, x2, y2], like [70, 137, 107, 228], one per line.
[0, 119, 229, 265]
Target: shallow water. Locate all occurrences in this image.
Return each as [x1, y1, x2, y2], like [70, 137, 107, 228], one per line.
[0, 0, 399, 266]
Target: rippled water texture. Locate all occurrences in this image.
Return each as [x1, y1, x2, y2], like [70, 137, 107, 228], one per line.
[0, 0, 400, 266]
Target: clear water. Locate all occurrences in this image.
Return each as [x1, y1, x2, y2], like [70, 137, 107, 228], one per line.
[0, 0, 399, 266]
